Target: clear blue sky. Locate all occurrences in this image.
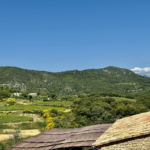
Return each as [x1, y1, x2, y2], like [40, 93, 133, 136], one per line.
[0, 0, 150, 74]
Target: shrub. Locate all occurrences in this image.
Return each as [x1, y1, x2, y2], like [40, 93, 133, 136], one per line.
[6, 99, 16, 105]
[6, 111, 11, 115]
[45, 117, 54, 130]
[42, 110, 50, 118]
[23, 110, 32, 113]
[78, 94, 86, 98]
[43, 97, 49, 102]
[50, 109, 58, 115]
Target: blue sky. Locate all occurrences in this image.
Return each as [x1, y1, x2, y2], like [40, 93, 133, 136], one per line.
[0, 1, 150, 75]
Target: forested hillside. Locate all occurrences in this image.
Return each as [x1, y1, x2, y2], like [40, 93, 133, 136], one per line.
[53, 93, 148, 128]
[0, 66, 150, 96]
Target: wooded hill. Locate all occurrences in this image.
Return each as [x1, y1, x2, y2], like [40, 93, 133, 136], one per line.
[0, 66, 150, 96]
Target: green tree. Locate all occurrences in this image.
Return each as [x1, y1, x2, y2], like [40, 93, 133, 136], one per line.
[91, 106, 105, 118]
[29, 95, 32, 101]
[0, 91, 10, 98]
[0, 143, 4, 150]
[21, 91, 28, 98]
[136, 94, 150, 109]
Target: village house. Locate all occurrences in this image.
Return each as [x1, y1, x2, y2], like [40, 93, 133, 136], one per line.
[93, 111, 150, 150]
[13, 93, 22, 96]
[6, 124, 112, 150]
[28, 93, 37, 97]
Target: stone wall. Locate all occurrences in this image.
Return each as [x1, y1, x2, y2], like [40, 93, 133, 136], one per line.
[100, 135, 150, 150]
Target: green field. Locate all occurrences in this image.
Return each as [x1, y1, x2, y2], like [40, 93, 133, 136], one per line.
[0, 104, 66, 111]
[0, 114, 33, 124]
[34, 100, 73, 106]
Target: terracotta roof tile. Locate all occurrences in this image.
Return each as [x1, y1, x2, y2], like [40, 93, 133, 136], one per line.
[93, 111, 150, 146]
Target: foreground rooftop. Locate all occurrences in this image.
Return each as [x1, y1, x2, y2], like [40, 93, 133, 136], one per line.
[93, 111, 150, 147]
[6, 124, 112, 150]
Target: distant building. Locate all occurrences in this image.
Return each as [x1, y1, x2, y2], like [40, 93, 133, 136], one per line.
[93, 111, 150, 150]
[28, 93, 37, 97]
[13, 93, 21, 96]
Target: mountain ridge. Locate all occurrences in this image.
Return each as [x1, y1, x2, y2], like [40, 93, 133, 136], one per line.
[0, 66, 150, 96]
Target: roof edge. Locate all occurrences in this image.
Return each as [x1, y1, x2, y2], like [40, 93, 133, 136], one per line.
[93, 131, 150, 147]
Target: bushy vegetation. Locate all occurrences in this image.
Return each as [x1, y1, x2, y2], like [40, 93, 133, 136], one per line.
[0, 86, 20, 99]
[136, 94, 150, 109]
[44, 93, 148, 128]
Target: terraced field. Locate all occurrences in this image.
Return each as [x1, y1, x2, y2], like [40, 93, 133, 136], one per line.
[0, 99, 67, 144]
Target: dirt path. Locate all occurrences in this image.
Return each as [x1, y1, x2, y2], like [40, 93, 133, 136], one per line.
[16, 101, 32, 105]
[20, 129, 41, 138]
[0, 134, 14, 142]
